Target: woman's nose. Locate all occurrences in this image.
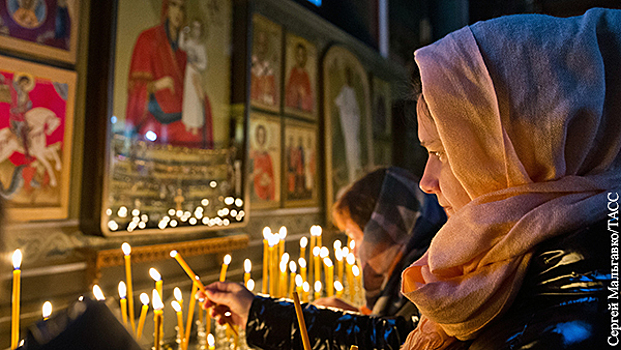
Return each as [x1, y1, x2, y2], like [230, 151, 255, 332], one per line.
[419, 158, 440, 195]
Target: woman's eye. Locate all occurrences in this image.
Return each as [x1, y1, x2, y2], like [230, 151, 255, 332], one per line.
[429, 151, 445, 161]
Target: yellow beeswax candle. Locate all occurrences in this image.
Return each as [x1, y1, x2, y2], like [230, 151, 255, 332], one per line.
[323, 258, 334, 297]
[244, 259, 252, 285]
[278, 226, 287, 261]
[207, 333, 215, 350]
[299, 236, 308, 264]
[314, 281, 322, 301]
[184, 282, 198, 347]
[262, 227, 271, 294]
[118, 281, 128, 326]
[121, 242, 136, 332]
[153, 290, 163, 350]
[346, 253, 355, 302]
[299, 258, 307, 283]
[279, 259, 288, 298]
[335, 244, 344, 285]
[172, 301, 185, 349]
[220, 254, 232, 282]
[313, 246, 321, 287]
[302, 281, 310, 302]
[246, 279, 255, 291]
[352, 264, 361, 303]
[288, 261, 297, 298]
[335, 281, 344, 298]
[295, 274, 303, 297]
[11, 249, 22, 350]
[136, 293, 149, 339]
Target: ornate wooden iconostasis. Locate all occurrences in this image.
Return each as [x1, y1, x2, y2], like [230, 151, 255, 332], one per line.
[0, 0, 406, 346]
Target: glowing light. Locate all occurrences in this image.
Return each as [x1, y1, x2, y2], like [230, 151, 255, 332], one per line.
[280, 260, 287, 273]
[278, 226, 287, 240]
[141, 214, 148, 222]
[352, 265, 360, 277]
[298, 258, 306, 268]
[176, 210, 183, 217]
[138, 222, 146, 229]
[189, 217, 197, 225]
[117, 206, 128, 218]
[108, 220, 119, 231]
[131, 209, 140, 217]
[244, 259, 252, 273]
[118, 281, 127, 298]
[231, 209, 238, 217]
[224, 197, 234, 205]
[140, 293, 149, 305]
[333, 240, 342, 251]
[334, 281, 343, 292]
[235, 198, 243, 207]
[207, 334, 215, 347]
[221, 208, 230, 216]
[149, 268, 162, 282]
[335, 248, 343, 261]
[224, 311, 231, 317]
[209, 181, 217, 188]
[300, 237, 308, 248]
[12, 249, 22, 269]
[262, 227, 271, 239]
[202, 217, 209, 225]
[281, 253, 290, 264]
[323, 258, 333, 267]
[313, 246, 320, 257]
[223, 254, 232, 265]
[168, 209, 176, 216]
[92, 285, 105, 301]
[320, 247, 329, 259]
[289, 261, 297, 273]
[106, 208, 112, 216]
[152, 290, 163, 310]
[246, 279, 255, 291]
[349, 240, 355, 250]
[295, 274, 303, 287]
[171, 300, 181, 312]
[314, 281, 322, 293]
[42, 301, 52, 319]
[174, 287, 182, 302]
[121, 242, 131, 256]
[303, 281, 310, 293]
[346, 253, 356, 265]
[201, 199, 209, 206]
[111, 116, 117, 124]
[170, 220, 178, 227]
[145, 131, 157, 142]
[310, 225, 322, 236]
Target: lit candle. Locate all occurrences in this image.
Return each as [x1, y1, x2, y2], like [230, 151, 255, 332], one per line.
[42, 301, 52, 321]
[315, 225, 323, 250]
[149, 268, 163, 304]
[262, 227, 271, 294]
[174, 287, 183, 309]
[121, 242, 136, 333]
[184, 282, 198, 347]
[295, 274, 303, 297]
[323, 258, 334, 297]
[93, 284, 105, 301]
[292, 292, 312, 350]
[172, 301, 185, 349]
[289, 261, 297, 298]
[278, 226, 287, 262]
[333, 239, 342, 252]
[220, 254, 232, 282]
[299, 236, 308, 264]
[153, 290, 163, 350]
[11, 249, 22, 350]
[299, 258, 307, 283]
[314, 281, 322, 301]
[352, 264, 360, 304]
[247, 279, 255, 292]
[268, 236, 278, 295]
[302, 281, 310, 302]
[207, 333, 215, 350]
[335, 246, 344, 285]
[335, 281, 344, 298]
[244, 259, 252, 286]
[278, 259, 286, 297]
[346, 253, 355, 302]
[349, 239, 355, 251]
[320, 246, 329, 260]
[313, 246, 321, 287]
[136, 293, 149, 339]
[118, 281, 128, 326]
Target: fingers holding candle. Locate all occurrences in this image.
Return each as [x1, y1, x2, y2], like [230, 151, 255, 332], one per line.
[197, 281, 254, 329]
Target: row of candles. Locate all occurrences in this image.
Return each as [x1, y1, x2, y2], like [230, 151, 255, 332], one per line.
[260, 225, 362, 303]
[8, 225, 362, 349]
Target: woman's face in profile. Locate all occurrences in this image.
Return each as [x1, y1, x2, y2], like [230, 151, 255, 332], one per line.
[417, 98, 471, 217]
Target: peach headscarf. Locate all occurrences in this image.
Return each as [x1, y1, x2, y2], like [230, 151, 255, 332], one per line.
[401, 8, 621, 346]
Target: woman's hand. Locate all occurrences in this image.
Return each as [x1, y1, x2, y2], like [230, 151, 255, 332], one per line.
[313, 296, 359, 312]
[198, 282, 255, 329]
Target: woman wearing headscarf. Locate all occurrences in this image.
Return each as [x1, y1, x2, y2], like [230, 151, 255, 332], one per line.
[402, 8, 620, 349]
[200, 167, 446, 350]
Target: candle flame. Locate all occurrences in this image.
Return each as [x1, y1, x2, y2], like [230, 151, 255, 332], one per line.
[303, 281, 310, 292]
[118, 281, 127, 299]
[300, 236, 308, 248]
[262, 227, 271, 239]
[295, 274, 303, 287]
[323, 258, 333, 267]
[223, 254, 232, 265]
[140, 292, 149, 305]
[334, 281, 343, 292]
[42, 301, 52, 319]
[244, 259, 252, 273]
[349, 240, 355, 250]
[314, 281, 322, 293]
[171, 300, 181, 313]
[12, 249, 22, 269]
[246, 279, 255, 291]
[152, 290, 163, 310]
[207, 333, 215, 347]
[93, 284, 105, 301]
[170, 250, 178, 258]
[174, 287, 182, 301]
[280, 260, 287, 273]
[313, 246, 320, 257]
[320, 246, 329, 259]
[268, 235, 279, 247]
[346, 253, 356, 265]
[335, 248, 343, 261]
[352, 264, 360, 277]
[298, 258, 307, 268]
[149, 268, 162, 281]
[224, 311, 232, 317]
[289, 261, 297, 273]
[333, 240, 342, 251]
[121, 242, 131, 256]
[342, 247, 350, 256]
[278, 226, 287, 239]
[281, 252, 290, 264]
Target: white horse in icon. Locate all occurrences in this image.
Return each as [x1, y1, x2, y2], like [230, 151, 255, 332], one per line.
[0, 107, 63, 188]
